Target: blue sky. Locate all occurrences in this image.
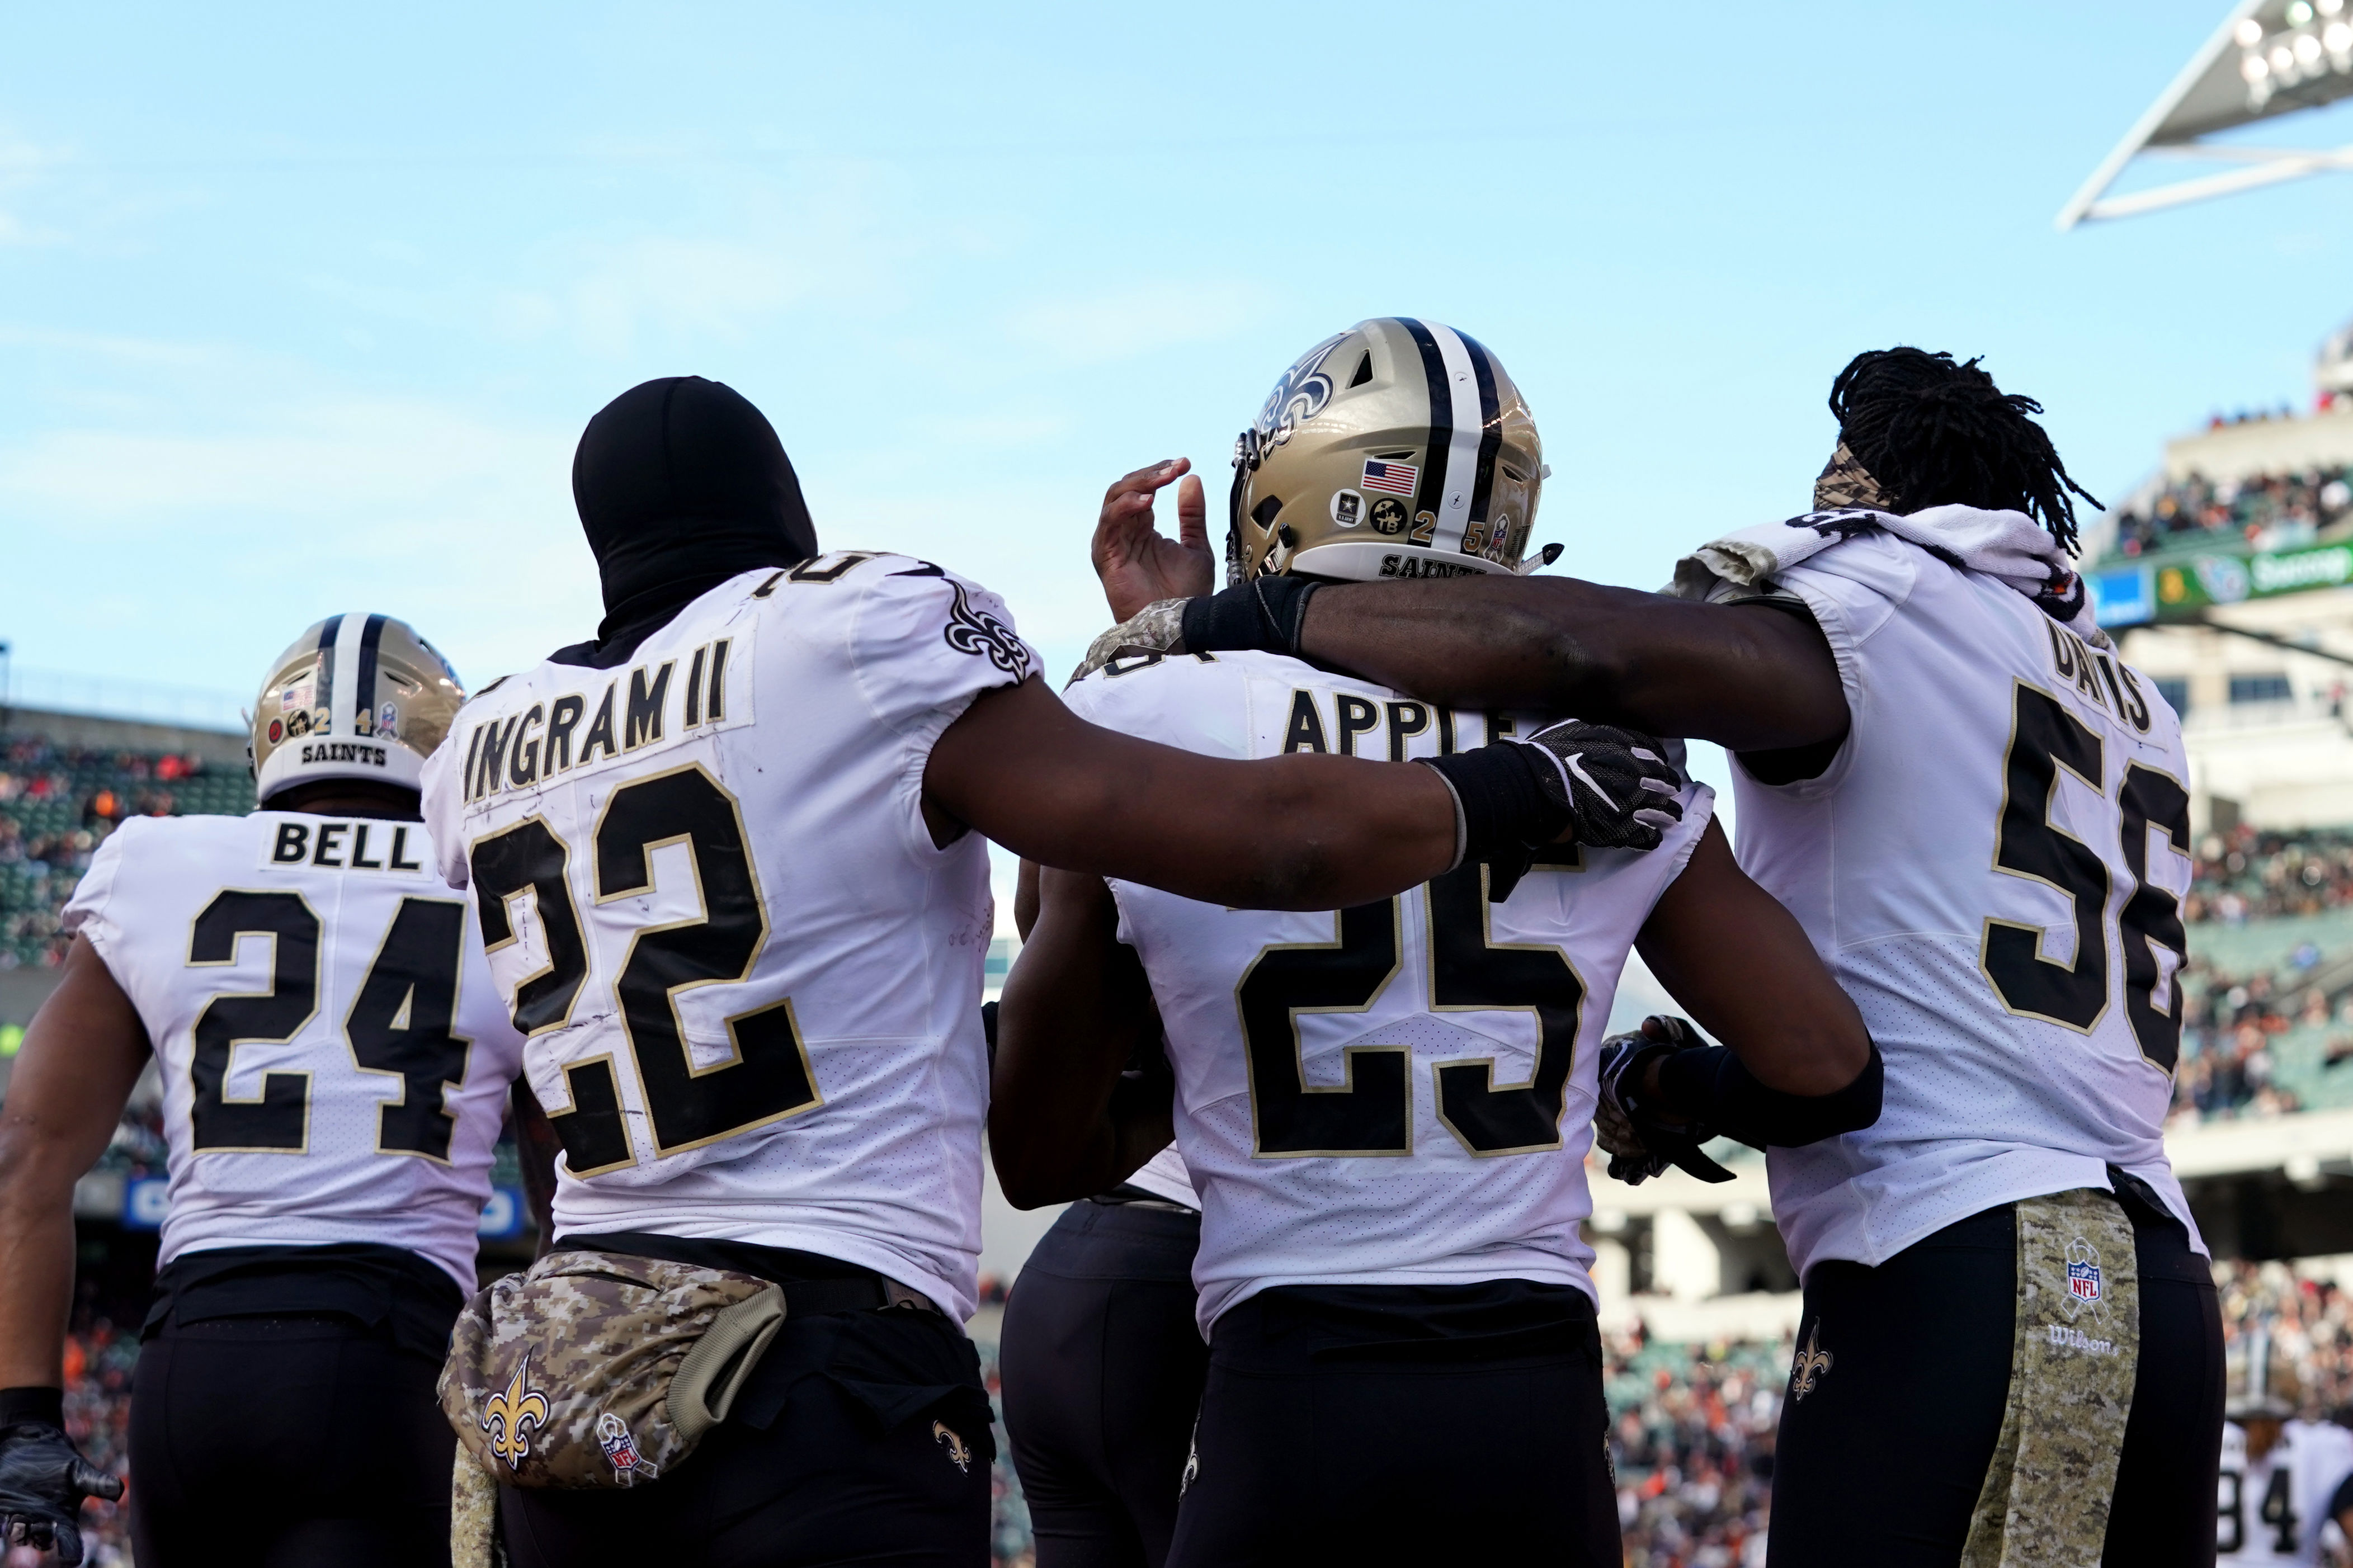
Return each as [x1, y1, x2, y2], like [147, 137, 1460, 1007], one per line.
[5, 1, 2353, 715]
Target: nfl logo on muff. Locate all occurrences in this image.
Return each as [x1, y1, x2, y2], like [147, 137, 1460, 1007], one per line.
[2067, 1257, 2102, 1305]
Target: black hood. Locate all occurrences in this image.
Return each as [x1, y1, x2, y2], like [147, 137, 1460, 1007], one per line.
[554, 375, 818, 668]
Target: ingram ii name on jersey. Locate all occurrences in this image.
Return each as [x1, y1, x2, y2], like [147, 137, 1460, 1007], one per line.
[62, 811, 525, 1287]
[421, 554, 1038, 1319]
[1062, 649, 1712, 1332]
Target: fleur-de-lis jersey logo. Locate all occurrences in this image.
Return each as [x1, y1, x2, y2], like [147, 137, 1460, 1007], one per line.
[932, 1419, 972, 1473]
[482, 1354, 551, 1470]
[1790, 1321, 1834, 1402]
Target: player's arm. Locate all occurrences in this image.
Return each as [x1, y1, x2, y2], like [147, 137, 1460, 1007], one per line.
[0, 936, 141, 1557]
[1261, 578, 1846, 754]
[1635, 820, 1870, 1097]
[928, 676, 1557, 912]
[1090, 460, 1848, 754]
[508, 1081, 562, 1261]
[989, 865, 1173, 1209]
[1595, 819, 1878, 1181]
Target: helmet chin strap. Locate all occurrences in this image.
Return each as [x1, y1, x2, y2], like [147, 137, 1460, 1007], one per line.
[1513, 542, 1565, 576]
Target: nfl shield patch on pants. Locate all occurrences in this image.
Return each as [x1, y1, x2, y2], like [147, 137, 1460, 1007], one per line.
[1961, 1187, 2139, 1567]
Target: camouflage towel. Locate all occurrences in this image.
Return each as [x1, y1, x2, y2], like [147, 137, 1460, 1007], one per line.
[438, 1249, 786, 1491]
[1812, 441, 1893, 512]
[1071, 598, 1189, 683]
[1960, 1188, 2140, 1568]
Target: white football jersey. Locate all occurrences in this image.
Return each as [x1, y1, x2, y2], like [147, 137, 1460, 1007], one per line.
[1727, 531, 2202, 1276]
[1062, 650, 1711, 1332]
[421, 555, 1038, 1320]
[2219, 1419, 2353, 1563]
[60, 811, 525, 1287]
[1125, 1144, 1200, 1209]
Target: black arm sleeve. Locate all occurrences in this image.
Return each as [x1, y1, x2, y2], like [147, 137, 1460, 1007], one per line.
[1652, 1040, 1883, 1150]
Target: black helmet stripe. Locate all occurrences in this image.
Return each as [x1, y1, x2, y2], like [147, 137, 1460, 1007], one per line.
[1460, 331, 1503, 537]
[1396, 318, 1454, 532]
[311, 613, 346, 736]
[355, 613, 388, 729]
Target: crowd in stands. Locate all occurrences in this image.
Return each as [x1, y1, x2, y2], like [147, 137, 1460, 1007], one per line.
[2221, 1258, 2353, 1421]
[0, 733, 251, 970]
[2106, 463, 2353, 560]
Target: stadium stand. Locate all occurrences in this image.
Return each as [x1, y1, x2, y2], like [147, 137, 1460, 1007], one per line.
[2107, 462, 2353, 558]
[0, 731, 254, 970]
[2177, 825, 2353, 1123]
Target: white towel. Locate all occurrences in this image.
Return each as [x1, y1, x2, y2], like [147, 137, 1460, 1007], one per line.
[1667, 504, 2110, 650]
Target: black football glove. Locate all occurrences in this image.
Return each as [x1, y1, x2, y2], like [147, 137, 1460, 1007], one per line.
[1512, 721, 1684, 852]
[0, 1420, 122, 1566]
[1594, 1016, 1734, 1187]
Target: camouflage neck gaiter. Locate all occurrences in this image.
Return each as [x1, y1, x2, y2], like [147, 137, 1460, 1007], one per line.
[1813, 441, 1894, 511]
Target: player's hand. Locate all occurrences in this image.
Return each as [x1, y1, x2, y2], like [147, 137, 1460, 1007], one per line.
[0, 1420, 122, 1566]
[1595, 1016, 1734, 1186]
[1094, 459, 1215, 623]
[1513, 722, 1684, 852]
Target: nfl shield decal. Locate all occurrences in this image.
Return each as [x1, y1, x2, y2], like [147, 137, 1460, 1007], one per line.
[2067, 1257, 2101, 1305]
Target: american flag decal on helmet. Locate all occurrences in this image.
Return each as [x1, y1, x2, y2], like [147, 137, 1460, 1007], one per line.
[1361, 459, 1418, 496]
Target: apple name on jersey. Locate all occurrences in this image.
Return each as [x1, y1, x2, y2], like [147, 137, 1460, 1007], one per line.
[421, 555, 1038, 1319]
[60, 812, 525, 1287]
[1062, 649, 1712, 1333]
[2219, 1419, 2353, 1563]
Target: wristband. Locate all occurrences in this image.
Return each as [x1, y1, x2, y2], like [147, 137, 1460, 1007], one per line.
[1418, 747, 1568, 863]
[1178, 577, 1321, 657]
[0, 1386, 63, 1430]
[1653, 1040, 1884, 1149]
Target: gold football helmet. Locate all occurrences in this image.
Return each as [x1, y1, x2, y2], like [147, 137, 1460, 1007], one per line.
[1228, 318, 1544, 584]
[248, 614, 465, 805]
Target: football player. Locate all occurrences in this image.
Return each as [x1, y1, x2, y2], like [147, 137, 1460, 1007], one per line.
[994, 861, 1205, 1568]
[2218, 1330, 2353, 1564]
[0, 616, 527, 1567]
[423, 376, 1643, 1567]
[1102, 343, 2224, 1564]
[991, 319, 1881, 1566]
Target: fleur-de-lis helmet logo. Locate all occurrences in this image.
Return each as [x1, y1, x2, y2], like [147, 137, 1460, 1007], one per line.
[1790, 1321, 1834, 1402]
[482, 1354, 551, 1469]
[932, 1419, 973, 1473]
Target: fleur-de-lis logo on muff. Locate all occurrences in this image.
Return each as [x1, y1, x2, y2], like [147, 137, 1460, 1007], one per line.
[932, 1419, 973, 1473]
[1790, 1321, 1834, 1402]
[482, 1354, 551, 1470]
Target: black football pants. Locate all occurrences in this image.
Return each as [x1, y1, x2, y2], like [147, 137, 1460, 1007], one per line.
[499, 1305, 993, 1568]
[1769, 1192, 2224, 1566]
[999, 1199, 1208, 1568]
[1168, 1279, 1620, 1568]
[130, 1314, 454, 1568]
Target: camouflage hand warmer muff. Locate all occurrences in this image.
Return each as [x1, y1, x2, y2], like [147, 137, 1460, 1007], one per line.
[438, 1250, 786, 1490]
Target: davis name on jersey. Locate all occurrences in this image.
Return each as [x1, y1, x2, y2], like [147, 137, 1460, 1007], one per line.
[1728, 530, 2203, 1276]
[2219, 1419, 2353, 1563]
[60, 811, 525, 1288]
[421, 554, 1038, 1320]
[1062, 650, 1711, 1331]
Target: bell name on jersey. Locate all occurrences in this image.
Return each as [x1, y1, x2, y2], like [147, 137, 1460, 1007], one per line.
[1062, 649, 1712, 1332]
[60, 811, 526, 1288]
[421, 554, 1038, 1320]
[1726, 529, 2203, 1277]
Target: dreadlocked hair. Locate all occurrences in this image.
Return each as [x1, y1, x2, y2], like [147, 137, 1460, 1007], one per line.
[1828, 347, 2101, 555]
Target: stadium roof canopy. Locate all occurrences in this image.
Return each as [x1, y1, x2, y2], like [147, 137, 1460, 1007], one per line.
[2060, 0, 2353, 227]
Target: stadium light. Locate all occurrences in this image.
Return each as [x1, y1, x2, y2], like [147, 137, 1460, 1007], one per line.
[2059, 0, 2353, 227]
